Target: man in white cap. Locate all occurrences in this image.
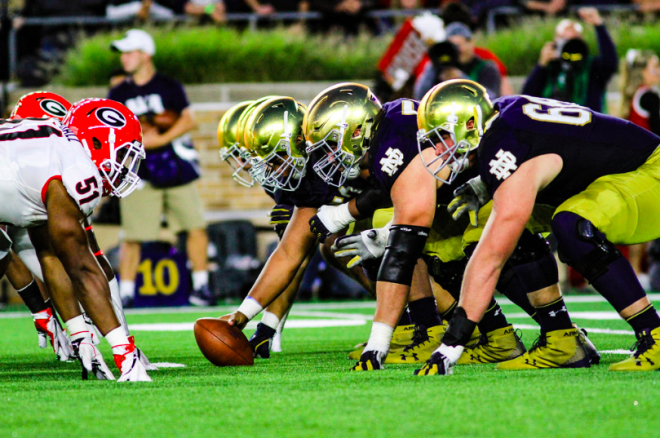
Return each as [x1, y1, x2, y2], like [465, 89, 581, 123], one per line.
[108, 29, 214, 307]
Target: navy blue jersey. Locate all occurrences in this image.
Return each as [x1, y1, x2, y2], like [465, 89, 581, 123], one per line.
[273, 159, 367, 209]
[368, 99, 427, 194]
[108, 72, 189, 116]
[479, 95, 660, 206]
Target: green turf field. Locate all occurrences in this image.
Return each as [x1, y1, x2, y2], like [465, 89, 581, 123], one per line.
[1, 295, 659, 438]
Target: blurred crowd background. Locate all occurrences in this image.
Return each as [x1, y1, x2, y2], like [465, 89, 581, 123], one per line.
[1, 0, 660, 307]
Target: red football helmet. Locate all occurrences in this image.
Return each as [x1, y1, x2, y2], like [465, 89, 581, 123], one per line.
[63, 98, 145, 198]
[10, 91, 71, 120]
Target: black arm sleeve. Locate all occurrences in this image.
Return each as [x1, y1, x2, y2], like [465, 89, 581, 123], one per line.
[640, 91, 660, 136]
[354, 186, 393, 218]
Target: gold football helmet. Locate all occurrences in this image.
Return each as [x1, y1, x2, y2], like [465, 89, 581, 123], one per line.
[303, 83, 381, 187]
[417, 79, 496, 184]
[218, 101, 254, 187]
[243, 96, 307, 191]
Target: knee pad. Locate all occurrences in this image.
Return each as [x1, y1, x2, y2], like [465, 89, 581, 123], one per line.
[362, 257, 381, 283]
[422, 255, 465, 300]
[500, 231, 558, 293]
[552, 211, 621, 283]
[377, 225, 430, 286]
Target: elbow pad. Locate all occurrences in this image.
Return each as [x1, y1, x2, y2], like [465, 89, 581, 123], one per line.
[377, 225, 430, 286]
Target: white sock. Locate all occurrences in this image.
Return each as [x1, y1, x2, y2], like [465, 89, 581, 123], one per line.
[261, 310, 280, 330]
[363, 322, 394, 357]
[120, 280, 135, 299]
[106, 327, 131, 354]
[192, 270, 209, 290]
[108, 277, 130, 336]
[65, 315, 89, 341]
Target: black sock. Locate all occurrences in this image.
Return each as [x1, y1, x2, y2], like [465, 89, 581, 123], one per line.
[477, 299, 509, 333]
[626, 305, 660, 336]
[408, 297, 442, 329]
[440, 301, 457, 321]
[397, 307, 413, 326]
[17, 281, 48, 314]
[535, 297, 573, 334]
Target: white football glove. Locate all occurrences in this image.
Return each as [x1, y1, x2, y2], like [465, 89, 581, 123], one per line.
[82, 313, 101, 345]
[316, 203, 355, 234]
[332, 226, 391, 269]
[32, 308, 74, 362]
[72, 338, 116, 381]
[447, 176, 491, 227]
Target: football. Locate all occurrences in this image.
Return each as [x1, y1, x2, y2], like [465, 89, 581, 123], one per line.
[194, 318, 254, 367]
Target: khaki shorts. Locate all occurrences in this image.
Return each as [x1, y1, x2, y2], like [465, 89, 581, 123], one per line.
[120, 181, 206, 242]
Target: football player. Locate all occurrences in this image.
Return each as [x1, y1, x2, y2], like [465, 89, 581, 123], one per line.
[304, 83, 597, 371]
[416, 79, 660, 374]
[0, 98, 151, 381]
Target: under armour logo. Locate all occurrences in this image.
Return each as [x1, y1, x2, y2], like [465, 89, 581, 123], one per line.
[489, 149, 518, 180]
[380, 147, 404, 176]
[548, 306, 568, 318]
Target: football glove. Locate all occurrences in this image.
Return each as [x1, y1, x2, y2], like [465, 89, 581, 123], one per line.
[72, 338, 116, 381]
[414, 351, 454, 376]
[268, 204, 294, 239]
[447, 176, 491, 227]
[309, 203, 354, 243]
[351, 350, 384, 371]
[33, 308, 74, 361]
[332, 227, 390, 269]
[82, 313, 101, 345]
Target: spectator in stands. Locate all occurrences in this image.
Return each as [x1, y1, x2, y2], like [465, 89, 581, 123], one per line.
[519, 0, 567, 16]
[309, 0, 378, 35]
[631, 0, 660, 13]
[522, 7, 617, 112]
[183, 0, 226, 23]
[107, 29, 213, 307]
[106, 0, 180, 21]
[619, 49, 660, 291]
[413, 21, 502, 99]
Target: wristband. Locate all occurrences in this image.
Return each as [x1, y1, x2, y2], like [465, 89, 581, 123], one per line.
[204, 3, 215, 14]
[236, 296, 263, 321]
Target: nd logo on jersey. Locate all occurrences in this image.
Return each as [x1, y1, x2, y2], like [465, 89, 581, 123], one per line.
[380, 147, 404, 176]
[489, 149, 518, 180]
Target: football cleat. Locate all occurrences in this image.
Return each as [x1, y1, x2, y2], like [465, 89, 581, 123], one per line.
[128, 336, 158, 371]
[72, 338, 116, 380]
[271, 330, 282, 353]
[496, 327, 590, 370]
[414, 351, 454, 376]
[249, 323, 276, 359]
[115, 344, 152, 382]
[609, 327, 660, 371]
[189, 284, 216, 307]
[457, 325, 526, 365]
[351, 350, 384, 371]
[574, 324, 600, 365]
[385, 324, 446, 364]
[32, 308, 74, 361]
[348, 324, 416, 360]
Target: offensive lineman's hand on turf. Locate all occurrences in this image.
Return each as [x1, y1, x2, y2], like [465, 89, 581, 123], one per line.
[220, 312, 249, 330]
[447, 176, 491, 227]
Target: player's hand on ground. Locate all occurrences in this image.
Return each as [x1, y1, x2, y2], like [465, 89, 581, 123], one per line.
[332, 227, 389, 269]
[220, 312, 249, 330]
[268, 204, 293, 239]
[72, 339, 116, 381]
[414, 351, 454, 376]
[33, 308, 74, 361]
[309, 204, 354, 243]
[447, 176, 491, 227]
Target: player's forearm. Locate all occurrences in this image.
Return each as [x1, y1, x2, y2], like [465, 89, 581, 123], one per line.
[69, 266, 120, 335]
[458, 252, 501, 323]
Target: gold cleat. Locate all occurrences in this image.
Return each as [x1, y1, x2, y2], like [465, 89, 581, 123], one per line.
[496, 327, 590, 370]
[609, 327, 660, 371]
[348, 324, 415, 360]
[457, 325, 526, 365]
[385, 323, 446, 364]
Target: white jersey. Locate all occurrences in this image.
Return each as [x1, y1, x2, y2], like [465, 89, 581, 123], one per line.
[0, 118, 102, 227]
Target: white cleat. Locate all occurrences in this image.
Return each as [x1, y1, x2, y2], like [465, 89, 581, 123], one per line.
[72, 338, 116, 380]
[271, 330, 282, 353]
[33, 308, 74, 361]
[115, 344, 152, 382]
[129, 335, 158, 371]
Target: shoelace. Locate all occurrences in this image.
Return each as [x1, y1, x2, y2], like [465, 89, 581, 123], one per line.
[527, 333, 548, 354]
[403, 326, 430, 352]
[631, 332, 655, 358]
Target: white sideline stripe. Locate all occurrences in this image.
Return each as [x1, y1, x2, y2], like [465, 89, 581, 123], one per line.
[129, 318, 366, 332]
[151, 362, 187, 368]
[507, 311, 626, 320]
[601, 350, 632, 355]
[514, 323, 635, 335]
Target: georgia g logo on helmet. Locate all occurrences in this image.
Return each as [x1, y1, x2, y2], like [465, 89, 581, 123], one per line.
[39, 99, 68, 118]
[96, 107, 127, 128]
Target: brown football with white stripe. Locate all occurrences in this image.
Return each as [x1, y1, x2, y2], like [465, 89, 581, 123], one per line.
[194, 318, 254, 367]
